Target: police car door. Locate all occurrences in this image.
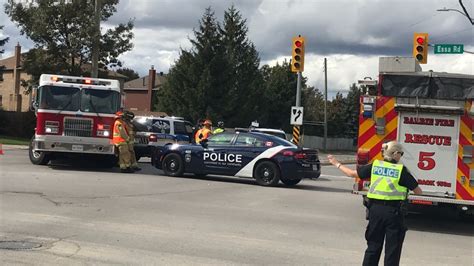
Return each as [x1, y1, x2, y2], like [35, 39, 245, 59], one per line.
[202, 133, 236, 175]
[224, 133, 267, 176]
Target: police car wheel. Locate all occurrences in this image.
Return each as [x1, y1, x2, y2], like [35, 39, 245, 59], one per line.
[254, 161, 280, 186]
[281, 178, 301, 186]
[162, 153, 184, 177]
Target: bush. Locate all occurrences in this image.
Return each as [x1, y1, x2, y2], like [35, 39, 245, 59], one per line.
[0, 111, 36, 138]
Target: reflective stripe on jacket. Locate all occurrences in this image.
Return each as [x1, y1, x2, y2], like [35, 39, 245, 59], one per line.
[113, 119, 129, 145]
[367, 160, 408, 201]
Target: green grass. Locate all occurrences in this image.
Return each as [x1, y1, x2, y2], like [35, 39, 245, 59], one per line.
[0, 135, 30, 145]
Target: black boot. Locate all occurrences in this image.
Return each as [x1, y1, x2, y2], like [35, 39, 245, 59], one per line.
[132, 166, 142, 171]
[120, 167, 134, 173]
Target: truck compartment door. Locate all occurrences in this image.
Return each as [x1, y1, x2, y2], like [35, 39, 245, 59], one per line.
[397, 112, 458, 197]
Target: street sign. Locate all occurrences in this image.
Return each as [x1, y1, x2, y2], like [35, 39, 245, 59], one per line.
[434, 44, 464, 54]
[290, 106, 303, 125]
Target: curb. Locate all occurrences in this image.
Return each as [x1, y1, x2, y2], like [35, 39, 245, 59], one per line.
[1, 145, 29, 150]
[320, 160, 356, 166]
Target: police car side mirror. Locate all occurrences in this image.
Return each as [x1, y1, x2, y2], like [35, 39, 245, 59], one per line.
[200, 138, 208, 147]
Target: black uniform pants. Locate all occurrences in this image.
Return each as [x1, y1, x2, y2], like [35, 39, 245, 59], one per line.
[362, 203, 407, 266]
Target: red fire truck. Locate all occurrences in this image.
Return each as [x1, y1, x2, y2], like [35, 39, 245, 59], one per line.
[354, 58, 474, 216]
[29, 74, 122, 166]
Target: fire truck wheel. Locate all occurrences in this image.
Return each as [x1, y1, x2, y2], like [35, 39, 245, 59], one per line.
[280, 178, 302, 186]
[162, 153, 184, 177]
[254, 161, 280, 186]
[28, 138, 50, 165]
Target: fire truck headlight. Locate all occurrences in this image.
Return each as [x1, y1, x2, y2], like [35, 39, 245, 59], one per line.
[96, 124, 111, 137]
[45, 121, 59, 134]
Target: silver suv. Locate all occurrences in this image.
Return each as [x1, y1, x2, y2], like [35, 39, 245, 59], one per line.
[132, 116, 193, 160]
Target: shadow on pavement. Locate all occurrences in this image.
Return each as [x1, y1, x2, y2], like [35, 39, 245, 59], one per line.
[406, 206, 473, 237]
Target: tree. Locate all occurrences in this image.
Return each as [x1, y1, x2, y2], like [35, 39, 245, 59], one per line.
[258, 60, 315, 133]
[156, 7, 225, 122]
[116, 67, 139, 82]
[0, 25, 8, 54]
[218, 5, 263, 126]
[4, 0, 134, 91]
[344, 83, 361, 139]
[327, 92, 347, 137]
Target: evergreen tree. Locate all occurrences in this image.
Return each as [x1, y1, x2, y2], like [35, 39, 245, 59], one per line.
[301, 86, 325, 136]
[156, 7, 225, 121]
[219, 5, 263, 126]
[344, 83, 361, 139]
[5, 0, 134, 92]
[116, 67, 140, 82]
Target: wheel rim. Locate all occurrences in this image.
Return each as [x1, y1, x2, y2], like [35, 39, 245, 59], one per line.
[32, 150, 41, 159]
[260, 166, 274, 183]
[167, 159, 178, 172]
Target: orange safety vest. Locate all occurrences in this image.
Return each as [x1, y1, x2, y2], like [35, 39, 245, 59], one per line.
[195, 127, 212, 144]
[113, 119, 129, 145]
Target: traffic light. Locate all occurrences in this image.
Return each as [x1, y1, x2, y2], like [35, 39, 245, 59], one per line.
[413, 32, 428, 64]
[291, 36, 305, 72]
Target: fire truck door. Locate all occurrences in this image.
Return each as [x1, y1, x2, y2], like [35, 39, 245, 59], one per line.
[397, 112, 458, 197]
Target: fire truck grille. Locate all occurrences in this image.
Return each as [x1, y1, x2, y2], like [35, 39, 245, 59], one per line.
[64, 118, 93, 137]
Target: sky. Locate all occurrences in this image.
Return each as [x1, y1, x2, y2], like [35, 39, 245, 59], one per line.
[0, 0, 473, 97]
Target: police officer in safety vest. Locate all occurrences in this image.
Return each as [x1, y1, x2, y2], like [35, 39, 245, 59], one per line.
[328, 141, 422, 266]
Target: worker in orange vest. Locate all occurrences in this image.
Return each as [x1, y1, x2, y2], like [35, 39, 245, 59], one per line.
[113, 111, 133, 173]
[195, 119, 213, 144]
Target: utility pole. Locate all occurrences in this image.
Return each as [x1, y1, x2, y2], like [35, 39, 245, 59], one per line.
[91, 0, 101, 78]
[324, 58, 328, 152]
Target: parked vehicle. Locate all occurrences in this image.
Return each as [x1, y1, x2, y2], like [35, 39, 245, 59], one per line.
[152, 131, 320, 186]
[132, 116, 193, 160]
[29, 74, 121, 166]
[354, 58, 474, 216]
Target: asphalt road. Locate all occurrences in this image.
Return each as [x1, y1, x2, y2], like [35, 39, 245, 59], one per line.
[0, 149, 472, 265]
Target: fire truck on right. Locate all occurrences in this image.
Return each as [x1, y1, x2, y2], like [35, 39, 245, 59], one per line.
[354, 57, 474, 216]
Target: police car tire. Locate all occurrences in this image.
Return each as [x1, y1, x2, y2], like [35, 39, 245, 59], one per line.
[162, 153, 184, 177]
[29, 138, 51, 165]
[254, 161, 280, 186]
[281, 178, 302, 186]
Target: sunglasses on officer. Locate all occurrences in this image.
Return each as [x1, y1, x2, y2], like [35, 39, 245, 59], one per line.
[395, 151, 404, 156]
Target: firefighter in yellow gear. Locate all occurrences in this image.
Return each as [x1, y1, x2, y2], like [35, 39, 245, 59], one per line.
[113, 111, 134, 173]
[123, 111, 141, 171]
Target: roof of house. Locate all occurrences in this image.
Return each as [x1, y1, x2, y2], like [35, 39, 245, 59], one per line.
[126, 110, 168, 117]
[0, 51, 128, 79]
[124, 74, 167, 91]
[0, 52, 27, 70]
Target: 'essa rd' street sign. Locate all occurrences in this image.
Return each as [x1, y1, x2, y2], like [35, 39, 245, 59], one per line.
[434, 44, 464, 54]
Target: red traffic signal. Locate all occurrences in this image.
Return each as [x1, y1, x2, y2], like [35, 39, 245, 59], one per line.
[413, 32, 428, 64]
[291, 36, 305, 72]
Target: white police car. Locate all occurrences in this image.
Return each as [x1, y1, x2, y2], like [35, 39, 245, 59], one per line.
[152, 131, 320, 186]
[132, 116, 193, 160]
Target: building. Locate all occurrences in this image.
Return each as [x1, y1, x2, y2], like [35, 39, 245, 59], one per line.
[0, 43, 30, 112]
[123, 66, 166, 112]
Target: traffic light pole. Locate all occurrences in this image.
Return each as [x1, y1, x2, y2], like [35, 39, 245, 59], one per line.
[296, 72, 301, 107]
[324, 58, 327, 152]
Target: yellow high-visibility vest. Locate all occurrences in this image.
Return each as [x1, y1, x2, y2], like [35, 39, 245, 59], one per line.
[368, 160, 408, 201]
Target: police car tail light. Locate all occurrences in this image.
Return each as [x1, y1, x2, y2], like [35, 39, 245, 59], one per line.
[281, 150, 295, 156]
[45, 120, 60, 134]
[96, 124, 111, 137]
[294, 152, 307, 160]
[149, 134, 157, 142]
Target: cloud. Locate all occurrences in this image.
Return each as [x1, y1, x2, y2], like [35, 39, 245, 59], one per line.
[0, 0, 472, 95]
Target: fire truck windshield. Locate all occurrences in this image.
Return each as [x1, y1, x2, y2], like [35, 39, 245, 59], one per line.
[39, 86, 81, 111]
[81, 89, 120, 114]
[38, 86, 120, 114]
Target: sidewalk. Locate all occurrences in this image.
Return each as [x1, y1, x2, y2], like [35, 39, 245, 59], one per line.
[1, 144, 29, 150]
[318, 150, 356, 165]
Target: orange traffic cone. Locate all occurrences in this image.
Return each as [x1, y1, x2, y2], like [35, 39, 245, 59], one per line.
[0, 143, 3, 155]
